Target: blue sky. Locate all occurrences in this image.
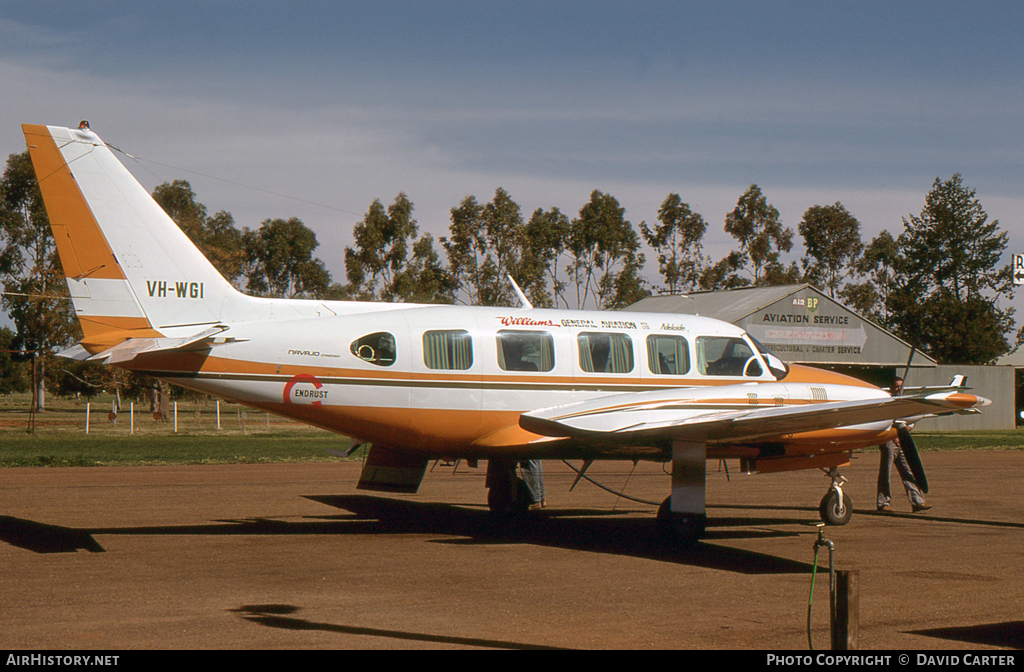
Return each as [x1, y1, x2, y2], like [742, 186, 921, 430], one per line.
[2, 1, 1023, 330]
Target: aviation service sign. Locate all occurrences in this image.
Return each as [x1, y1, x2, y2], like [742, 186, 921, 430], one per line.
[1014, 254, 1024, 285]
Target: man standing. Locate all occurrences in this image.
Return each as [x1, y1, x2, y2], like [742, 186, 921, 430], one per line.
[877, 377, 931, 513]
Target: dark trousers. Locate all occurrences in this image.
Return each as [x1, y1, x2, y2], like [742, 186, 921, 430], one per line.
[877, 440, 925, 507]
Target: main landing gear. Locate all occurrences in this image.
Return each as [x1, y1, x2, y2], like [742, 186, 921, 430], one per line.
[485, 458, 533, 516]
[819, 467, 853, 526]
[658, 440, 708, 544]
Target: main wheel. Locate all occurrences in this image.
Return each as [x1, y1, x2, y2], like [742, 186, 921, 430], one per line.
[657, 497, 707, 544]
[488, 477, 532, 516]
[819, 490, 853, 526]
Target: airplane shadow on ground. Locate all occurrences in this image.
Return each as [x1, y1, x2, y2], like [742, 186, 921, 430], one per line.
[228, 603, 569, 650]
[0, 495, 814, 574]
[4, 495, 1022, 572]
[910, 621, 1024, 650]
[305, 494, 814, 575]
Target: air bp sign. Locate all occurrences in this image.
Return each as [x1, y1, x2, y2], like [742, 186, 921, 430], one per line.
[1014, 254, 1024, 286]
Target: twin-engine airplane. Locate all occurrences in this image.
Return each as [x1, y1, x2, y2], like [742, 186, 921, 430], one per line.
[22, 123, 991, 541]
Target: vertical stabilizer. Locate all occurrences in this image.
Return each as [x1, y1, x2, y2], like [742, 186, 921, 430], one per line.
[22, 124, 248, 353]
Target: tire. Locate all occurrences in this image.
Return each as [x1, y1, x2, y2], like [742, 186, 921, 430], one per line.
[819, 490, 853, 526]
[657, 497, 707, 544]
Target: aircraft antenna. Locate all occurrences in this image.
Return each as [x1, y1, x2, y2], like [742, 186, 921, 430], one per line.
[508, 276, 533, 310]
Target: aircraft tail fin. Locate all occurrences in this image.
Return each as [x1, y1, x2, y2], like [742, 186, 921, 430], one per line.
[22, 123, 248, 354]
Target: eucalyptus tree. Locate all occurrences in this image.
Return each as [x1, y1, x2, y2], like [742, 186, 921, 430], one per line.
[242, 217, 332, 299]
[641, 193, 709, 294]
[798, 201, 864, 298]
[722, 184, 797, 287]
[0, 151, 77, 410]
[443, 188, 530, 307]
[566, 190, 647, 309]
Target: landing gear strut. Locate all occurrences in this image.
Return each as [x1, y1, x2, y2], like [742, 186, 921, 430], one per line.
[819, 467, 853, 526]
[658, 440, 708, 544]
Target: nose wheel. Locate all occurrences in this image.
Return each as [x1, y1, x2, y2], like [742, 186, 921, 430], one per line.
[819, 468, 853, 526]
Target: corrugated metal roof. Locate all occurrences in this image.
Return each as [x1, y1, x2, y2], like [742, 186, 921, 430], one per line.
[996, 346, 1024, 366]
[631, 284, 810, 322]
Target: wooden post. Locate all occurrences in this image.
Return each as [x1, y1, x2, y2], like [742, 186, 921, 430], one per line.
[832, 569, 859, 650]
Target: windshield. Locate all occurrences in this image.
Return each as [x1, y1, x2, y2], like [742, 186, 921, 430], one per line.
[747, 335, 789, 380]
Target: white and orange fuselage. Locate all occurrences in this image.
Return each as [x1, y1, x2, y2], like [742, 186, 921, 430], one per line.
[22, 122, 990, 531]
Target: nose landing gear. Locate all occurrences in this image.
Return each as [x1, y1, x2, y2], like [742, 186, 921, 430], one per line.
[819, 467, 853, 526]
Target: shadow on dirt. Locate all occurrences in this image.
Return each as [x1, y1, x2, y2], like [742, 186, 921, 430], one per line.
[304, 494, 815, 575]
[909, 621, 1023, 649]
[229, 603, 568, 650]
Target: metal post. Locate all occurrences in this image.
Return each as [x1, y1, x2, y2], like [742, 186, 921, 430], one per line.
[216, 400, 221, 430]
[85, 402, 90, 434]
[173, 402, 178, 433]
[130, 402, 134, 434]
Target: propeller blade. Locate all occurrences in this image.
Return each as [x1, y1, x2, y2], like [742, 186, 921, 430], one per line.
[896, 423, 928, 494]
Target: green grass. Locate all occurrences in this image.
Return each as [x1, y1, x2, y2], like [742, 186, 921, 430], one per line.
[0, 393, 1021, 467]
[0, 392, 356, 467]
[911, 431, 1024, 452]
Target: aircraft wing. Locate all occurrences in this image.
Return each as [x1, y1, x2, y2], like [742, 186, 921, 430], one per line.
[519, 384, 991, 445]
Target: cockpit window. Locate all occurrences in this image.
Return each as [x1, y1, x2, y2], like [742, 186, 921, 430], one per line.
[696, 336, 764, 377]
[647, 334, 690, 375]
[350, 332, 396, 367]
[747, 335, 789, 380]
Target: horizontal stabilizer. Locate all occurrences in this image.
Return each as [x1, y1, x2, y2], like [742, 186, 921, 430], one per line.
[56, 344, 92, 361]
[86, 325, 239, 364]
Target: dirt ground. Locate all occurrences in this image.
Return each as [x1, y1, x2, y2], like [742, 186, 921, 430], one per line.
[0, 451, 1021, 650]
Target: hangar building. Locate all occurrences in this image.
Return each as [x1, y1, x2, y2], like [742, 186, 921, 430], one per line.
[629, 284, 1016, 430]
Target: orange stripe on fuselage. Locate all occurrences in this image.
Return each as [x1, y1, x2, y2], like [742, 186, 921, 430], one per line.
[127, 354, 889, 455]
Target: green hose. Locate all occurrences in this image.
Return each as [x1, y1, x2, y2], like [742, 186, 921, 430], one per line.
[808, 546, 820, 650]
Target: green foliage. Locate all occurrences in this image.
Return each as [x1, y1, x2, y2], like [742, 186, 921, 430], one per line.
[567, 190, 647, 309]
[0, 151, 79, 410]
[885, 174, 1019, 363]
[840, 230, 900, 324]
[442, 188, 530, 306]
[153, 180, 245, 284]
[0, 326, 29, 395]
[799, 202, 864, 298]
[641, 194, 709, 294]
[722, 184, 795, 286]
[242, 217, 332, 298]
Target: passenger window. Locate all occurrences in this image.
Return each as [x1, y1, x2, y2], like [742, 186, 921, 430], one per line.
[350, 332, 396, 367]
[578, 332, 633, 373]
[423, 330, 473, 370]
[696, 336, 762, 377]
[497, 331, 554, 372]
[647, 334, 690, 375]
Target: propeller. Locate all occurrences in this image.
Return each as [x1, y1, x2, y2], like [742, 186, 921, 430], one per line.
[894, 343, 928, 493]
[896, 422, 928, 494]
